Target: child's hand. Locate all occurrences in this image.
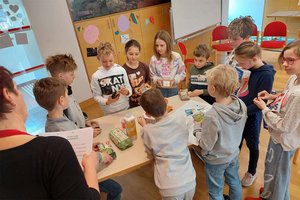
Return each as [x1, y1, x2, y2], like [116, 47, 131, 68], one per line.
[101, 152, 113, 165]
[119, 86, 129, 96]
[253, 97, 267, 110]
[92, 142, 100, 151]
[87, 120, 101, 137]
[188, 89, 203, 97]
[137, 116, 146, 127]
[170, 79, 175, 87]
[106, 95, 120, 105]
[157, 79, 163, 87]
[257, 90, 270, 99]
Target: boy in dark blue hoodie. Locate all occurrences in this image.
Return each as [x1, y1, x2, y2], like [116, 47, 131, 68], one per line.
[234, 41, 276, 187]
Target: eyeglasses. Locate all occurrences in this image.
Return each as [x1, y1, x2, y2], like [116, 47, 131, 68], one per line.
[280, 57, 300, 65]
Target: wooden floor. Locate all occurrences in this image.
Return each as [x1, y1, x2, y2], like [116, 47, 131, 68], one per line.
[82, 50, 300, 200]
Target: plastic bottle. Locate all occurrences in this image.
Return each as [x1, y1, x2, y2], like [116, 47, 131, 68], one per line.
[124, 113, 137, 140]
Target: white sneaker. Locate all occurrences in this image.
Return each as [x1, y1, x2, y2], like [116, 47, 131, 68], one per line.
[241, 172, 257, 187]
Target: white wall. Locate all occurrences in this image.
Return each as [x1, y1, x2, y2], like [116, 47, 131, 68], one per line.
[23, 0, 92, 102]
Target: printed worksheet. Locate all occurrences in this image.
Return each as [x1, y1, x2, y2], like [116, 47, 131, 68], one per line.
[40, 127, 93, 166]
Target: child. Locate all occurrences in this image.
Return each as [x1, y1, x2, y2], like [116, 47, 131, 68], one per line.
[91, 42, 132, 115]
[226, 16, 255, 97]
[45, 54, 101, 137]
[196, 65, 247, 200]
[122, 39, 151, 108]
[234, 41, 275, 187]
[246, 40, 300, 200]
[188, 44, 215, 104]
[149, 30, 186, 97]
[33, 77, 123, 200]
[137, 88, 196, 199]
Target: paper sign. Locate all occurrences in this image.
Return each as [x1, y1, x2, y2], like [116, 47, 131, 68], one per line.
[40, 127, 93, 166]
[162, 80, 171, 87]
[15, 32, 28, 44]
[0, 34, 13, 49]
[118, 15, 129, 32]
[120, 34, 129, 44]
[83, 25, 99, 44]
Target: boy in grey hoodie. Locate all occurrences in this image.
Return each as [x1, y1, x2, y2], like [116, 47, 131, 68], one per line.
[196, 65, 247, 200]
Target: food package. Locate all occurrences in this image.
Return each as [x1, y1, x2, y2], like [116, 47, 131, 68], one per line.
[109, 128, 133, 150]
[179, 89, 190, 101]
[97, 141, 117, 159]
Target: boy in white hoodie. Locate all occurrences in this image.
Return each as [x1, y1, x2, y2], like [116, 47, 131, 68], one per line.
[196, 65, 247, 200]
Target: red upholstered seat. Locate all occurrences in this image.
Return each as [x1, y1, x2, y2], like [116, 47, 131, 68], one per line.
[260, 21, 287, 49]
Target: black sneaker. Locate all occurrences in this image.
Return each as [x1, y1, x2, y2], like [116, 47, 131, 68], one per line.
[223, 194, 230, 200]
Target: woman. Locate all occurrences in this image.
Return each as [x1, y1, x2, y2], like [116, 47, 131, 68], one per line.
[0, 66, 100, 199]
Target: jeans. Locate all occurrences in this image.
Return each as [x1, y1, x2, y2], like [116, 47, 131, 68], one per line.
[205, 156, 242, 200]
[99, 179, 122, 200]
[260, 139, 295, 200]
[158, 87, 178, 98]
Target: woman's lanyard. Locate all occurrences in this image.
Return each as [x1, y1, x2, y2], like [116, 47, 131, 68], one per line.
[0, 130, 29, 138]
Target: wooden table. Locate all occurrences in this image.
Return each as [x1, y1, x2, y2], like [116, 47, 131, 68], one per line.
[94, 95, 210, 181]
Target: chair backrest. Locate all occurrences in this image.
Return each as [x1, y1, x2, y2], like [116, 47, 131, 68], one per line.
[178, 42, 187, 56]
[263, 21, 287, 37]
[212, 25, 229, 41]
[251, 23, 259, 42]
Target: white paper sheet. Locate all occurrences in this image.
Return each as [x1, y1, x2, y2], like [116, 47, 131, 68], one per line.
[40, 127, 93, 166]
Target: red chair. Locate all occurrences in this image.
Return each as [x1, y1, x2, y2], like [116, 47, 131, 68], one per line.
[177, 42, 194, 88]
[178, 42, 194, 66]
[211, 25, 233, 64]
[260, 21, 287, 50]
[251, 23, 259, 43]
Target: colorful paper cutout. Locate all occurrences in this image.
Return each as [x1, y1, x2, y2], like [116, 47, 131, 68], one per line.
[130, 13, 137, 24]
[0, 34, 13, 49]
[120, 34, 130, 44]
[83, 25, 99, 44]
[87, 47, 97, 57]
[114, 31, 119, 35]
[3, 0, 9, 4]
[10, 16, 16, 21]
[149, 16, 155, 24]
[16, 13, 22, 18]
[145, 18, 149, 26]
[76, 26, 81, 32]
[117, 15, 129, 32]
[15, 32, 28, 45]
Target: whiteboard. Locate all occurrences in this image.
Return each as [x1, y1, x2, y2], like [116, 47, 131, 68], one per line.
[171, 0, 222, 40]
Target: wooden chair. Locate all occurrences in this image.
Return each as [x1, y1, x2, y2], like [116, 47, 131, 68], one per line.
[211, 25, 233, 64]
[260, 21, 288, 50]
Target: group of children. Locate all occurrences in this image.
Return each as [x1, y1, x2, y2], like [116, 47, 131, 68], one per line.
[28, 15, 300, 200]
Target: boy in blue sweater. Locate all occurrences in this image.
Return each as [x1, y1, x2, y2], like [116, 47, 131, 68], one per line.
[234, 41, 275, 187]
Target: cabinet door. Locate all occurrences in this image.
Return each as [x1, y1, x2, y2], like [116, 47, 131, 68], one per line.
[110, 11, 144, 65]
[74, 17, 116, 81]
[139, 3, 171, 64]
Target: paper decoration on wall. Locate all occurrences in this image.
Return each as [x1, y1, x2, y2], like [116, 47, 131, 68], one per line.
[114, 30, 119, 35]
[120, 34, 130, 44]
[15, 32, 28, 45]
[149, 16, 155, 24]
[118, 15, 129, 32]
[0, 34, 13, 49]
[76, 26, 81, 32]
[6, 11, 10, 16]
[145, 18, 149, 26]
[83, 25, 99, 44]
[10, 16, 16, 21]
[0, 8, 6, 22]
[87, 47, 97, 57]
[3, 0, 9, 4]
[16, 12, 22, 18]
[130, 13, 137, 24]
[9, 4, 18, 13]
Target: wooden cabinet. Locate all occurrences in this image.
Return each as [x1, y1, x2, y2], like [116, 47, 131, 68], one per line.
[74, 3, 171, 81]
[110, 10, 144, 65]
[74, 17, 115, 80]
[139, 4, 171, 64]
